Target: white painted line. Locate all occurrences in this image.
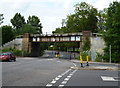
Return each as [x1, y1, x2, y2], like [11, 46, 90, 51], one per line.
[73, 63, 76, 66]
[59, 85, 64, 87]
[71, 67, 74, 69]
[67, 75, 72, 78]
[61, 81, 67, 84]
[72, 69, 77, 73]
[61, 69, 71, 76]
[55, 77, 60, 80]
[64, 78, 70, 81]
[58, 75, 62, 78]
[69, 74, 73, 76]
[46, 84, 52, 87]
[59, 69, 78, 87]
[101, 76, 115, 81]
[46, 69, 72, 87]
[51, 80, 56, 84]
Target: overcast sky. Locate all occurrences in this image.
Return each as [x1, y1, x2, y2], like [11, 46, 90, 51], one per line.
[0, 0, 120, 34]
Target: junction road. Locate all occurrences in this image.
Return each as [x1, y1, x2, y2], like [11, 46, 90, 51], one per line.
[2, 57, 119, 88]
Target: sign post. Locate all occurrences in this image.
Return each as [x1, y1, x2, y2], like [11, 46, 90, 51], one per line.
[110, 45, 111, 64]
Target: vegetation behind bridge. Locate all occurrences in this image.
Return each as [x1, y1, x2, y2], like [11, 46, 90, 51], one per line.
[0, 1, 120, 62]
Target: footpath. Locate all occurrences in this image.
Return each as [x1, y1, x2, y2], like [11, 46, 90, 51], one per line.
[70, 59, 119, 71]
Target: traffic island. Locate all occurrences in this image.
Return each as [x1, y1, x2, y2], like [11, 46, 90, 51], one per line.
[70, 65, 119, 71]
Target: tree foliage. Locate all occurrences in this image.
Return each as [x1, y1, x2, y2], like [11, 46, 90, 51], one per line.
[103, 1, 120, 63]
[53, 2, 98, 33]
[97, 9, 107, 33]
[1, 25, 15, 45]
[0, 14, 4, 25]
[17, 24, 37, 35]
[10, 13, 43, 35]
[82, 37, 90, 51]
[27, 15, 42, 33]
[11, 13, 26, 29]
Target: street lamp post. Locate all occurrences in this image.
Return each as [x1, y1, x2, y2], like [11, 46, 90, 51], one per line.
[110, 45, 111, 64]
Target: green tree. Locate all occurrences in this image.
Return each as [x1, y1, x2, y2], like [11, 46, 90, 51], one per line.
[97, 9, 107, 33]
[1, 25, 15, 45]
[82, 37, 90, 51]
[53, 2, 98, 33]
[103, 1, 120, 63]
[74, 2, 98, 32]
[11, 13, 26, 29]
[0, 14, 4, 25]
[27, 15, 42, 33]
[17, 24, 38, 35]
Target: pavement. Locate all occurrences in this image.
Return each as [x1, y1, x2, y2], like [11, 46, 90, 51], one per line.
[70, 59, 119, 71]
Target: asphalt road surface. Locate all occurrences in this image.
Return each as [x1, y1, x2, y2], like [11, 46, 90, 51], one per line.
[2, 57, 119, 88]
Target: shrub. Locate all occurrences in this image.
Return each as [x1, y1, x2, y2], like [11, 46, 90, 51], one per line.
[78, 51, 91, 61]
[13, 50, 22, 56]
[95, 52, 103, 62]
[95, 58, 102, 62]
[2, 48, 31, 57]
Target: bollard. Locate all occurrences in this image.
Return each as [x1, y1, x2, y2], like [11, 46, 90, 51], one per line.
[58, 54, 60, 59]
[80, 55, 83, 67]
[56, 54, 57, 58]
[86, 55, 89, 66]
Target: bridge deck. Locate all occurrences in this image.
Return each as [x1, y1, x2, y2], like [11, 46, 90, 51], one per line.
[30, 33, 83, 42]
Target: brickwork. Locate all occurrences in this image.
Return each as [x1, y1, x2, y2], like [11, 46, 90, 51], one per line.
[82, 31, 91, 41]
[22, 33, 30, 52]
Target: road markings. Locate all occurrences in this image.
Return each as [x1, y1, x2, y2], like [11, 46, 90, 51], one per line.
[73, 63, 76, 66]
[67, 75, 71, 78]
[101, 76, 120, 81]
[59, 69, 78, 87]
[46, 69, 77, 87]
[61, 69, 71, 76]
[59, 85, 64, 87]
[69, 74, 73, 76]
[46, 69, 71, 87]
[64, 78, 70, 81]
[46, 84, 52, 87]
[61, 81, 67, 84]
[58, 75, 62, 78]
[51, 80, 56, 84]
[55, 77, 60, 80]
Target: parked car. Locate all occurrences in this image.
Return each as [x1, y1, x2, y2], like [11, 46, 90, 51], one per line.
[0, 52, 16, 62]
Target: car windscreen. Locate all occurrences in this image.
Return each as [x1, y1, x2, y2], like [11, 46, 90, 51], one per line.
[2, 53, 9, 55]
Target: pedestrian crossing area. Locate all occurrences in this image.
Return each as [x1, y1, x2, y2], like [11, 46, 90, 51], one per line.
[101, 76, 120, 81]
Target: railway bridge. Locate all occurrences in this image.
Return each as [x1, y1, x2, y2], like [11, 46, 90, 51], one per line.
[22, 31, 91, 56]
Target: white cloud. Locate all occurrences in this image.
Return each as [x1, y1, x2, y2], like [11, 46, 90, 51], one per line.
[86, 0, 120, 10]
[0, 0, 120, 34]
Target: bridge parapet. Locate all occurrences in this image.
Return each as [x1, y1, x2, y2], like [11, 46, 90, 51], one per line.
[30, 33, 83, 42]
